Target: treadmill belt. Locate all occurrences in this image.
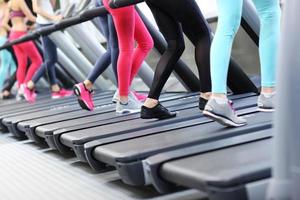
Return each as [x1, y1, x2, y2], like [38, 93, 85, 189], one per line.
[160, 135, 272, 190]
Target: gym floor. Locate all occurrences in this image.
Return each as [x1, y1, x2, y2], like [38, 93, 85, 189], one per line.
[0, 133, 207, 200]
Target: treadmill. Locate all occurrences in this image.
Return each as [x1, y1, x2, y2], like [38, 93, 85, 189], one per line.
[35, 93, 201, 155]
[1, 91, 115, 138]
[145, 129, 272, 200]
[18, 92, 187, 143]
[83, 105, 271, 186]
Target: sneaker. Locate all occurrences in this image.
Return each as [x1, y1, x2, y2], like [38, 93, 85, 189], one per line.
[132, 91, 147, 102]
[116, 98, 142, 115]
[199, 97, 208, 111]
[73, 83, 94, 111]
[141, 102, 176, 120]
[15, 85, 24, 101]
[203, 98, 247, 127]
[23, 85, 36, 103]
[52, 89, 73, 99]
[257, 93, 275, 112]
[0, 92, 14, 100]
[112, 90, 119, 103]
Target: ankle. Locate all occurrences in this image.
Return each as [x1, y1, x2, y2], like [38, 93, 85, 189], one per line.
[27, 81, 35, 90]
[144, 98, 158, 108]
[211, 93, 227, 100]
[84, 80, 93, 91]
[200, 92, 211, 100]
[51, 84, 60, 92]
[119, 95, 128, 104]
[261, 87, 275, 95]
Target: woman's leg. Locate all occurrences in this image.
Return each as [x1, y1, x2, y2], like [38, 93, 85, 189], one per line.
[252, 0, 281, 89]
[12, 44, 27, 87]
[253, 0, 281, 111]
[20, 41, 42, 83]
[203, 0, 247, 127]
[146, 1, 184, 100]
[210, 0, 243, 95]
[31, 34, 58, 87]
[108, 5, 135, 98]
[86, 13, 112, 85]
[0, 37, 11, 90]
[129, 9, 153, 83]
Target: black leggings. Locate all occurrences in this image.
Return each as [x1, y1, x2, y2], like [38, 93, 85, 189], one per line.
[146, 0, 211, 99]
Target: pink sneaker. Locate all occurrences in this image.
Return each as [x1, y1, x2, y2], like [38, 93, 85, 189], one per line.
[132, 91, 147, 102]
[23, 85, 36, 103]
[73, 83, 94, 111]
[52, 89, 73, 99]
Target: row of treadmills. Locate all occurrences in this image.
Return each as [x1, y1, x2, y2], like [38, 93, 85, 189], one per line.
[0, 88, 273, 200]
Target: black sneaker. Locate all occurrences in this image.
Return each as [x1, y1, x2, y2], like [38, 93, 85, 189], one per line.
[199, 97, 208, 111]
[141, 103, 176, 120]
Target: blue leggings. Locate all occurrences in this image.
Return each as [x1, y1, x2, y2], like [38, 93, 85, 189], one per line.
[32, 23, 58, 85]
[87, 0, 118, 83]
[211, 0, 281, 93]
[0, 36, 16, 90]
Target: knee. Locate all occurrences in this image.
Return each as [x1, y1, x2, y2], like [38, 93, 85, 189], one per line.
[257, 5, 281, 23]
[167, 39, 185, 56]
[139, 37, 154, 53]
[218, 13, 242, 38]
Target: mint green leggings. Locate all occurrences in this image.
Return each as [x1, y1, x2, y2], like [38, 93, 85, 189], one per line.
[211, 0, 281, 93]
[0, 36, 16, 90]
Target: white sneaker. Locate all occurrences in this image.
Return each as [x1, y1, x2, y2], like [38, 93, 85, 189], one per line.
[116, 98, 142, 115]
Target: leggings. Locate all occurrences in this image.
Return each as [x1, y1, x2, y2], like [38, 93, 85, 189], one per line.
[211, 0, 281, 93]
[32, 23, 58, 85]
[146, 0, 211, 99]
[87, 0, 118, 83]
[0, 36, 16, 90]
[103, 0, 153, 96]
[2, 71, 16, 92]
[9, 31, 42, 87]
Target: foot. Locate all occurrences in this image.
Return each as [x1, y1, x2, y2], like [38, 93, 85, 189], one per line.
[112, 90, 147, 103]
[141, 102, 176, 120]
[23, 85, 37, 103]
[257, 93, 275, 112]
[74, 83, 94, 111]
[16, 87, 25, 101]
[112, 90, 119, 103]
[52, 88, 73, 99]
[0, 91, 14, 100]
[132, 91, 147, 102]
[116, 98, 142, 115]
[199, 97, 208, 111]
[203, 98, 247, 127]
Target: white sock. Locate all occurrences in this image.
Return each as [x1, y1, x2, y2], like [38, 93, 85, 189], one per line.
[212, 97, 228, 104]
[261, 92, 275, 98]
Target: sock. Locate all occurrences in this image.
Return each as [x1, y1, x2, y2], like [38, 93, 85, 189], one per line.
[212, 97, 228, 104]
[261, 92, 275, 98]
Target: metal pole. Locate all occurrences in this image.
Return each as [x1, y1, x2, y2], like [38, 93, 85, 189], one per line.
[267, 0, 300, 199]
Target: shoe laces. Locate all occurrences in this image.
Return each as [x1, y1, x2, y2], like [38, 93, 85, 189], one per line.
[228, 100, 236, 113]
[157, 103, 169, 113]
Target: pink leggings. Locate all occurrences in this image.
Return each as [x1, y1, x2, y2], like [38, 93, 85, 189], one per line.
[103, 1, 153, 96]
[10, 31, 42, 87]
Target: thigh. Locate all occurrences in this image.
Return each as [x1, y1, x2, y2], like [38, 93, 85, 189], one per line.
[252, 0, 279, 13]
[146, 1, 184, 42]
[13, 45, 27, 67]
[20, 41, 41, 61]
[42, 35, 57, 61]
[133, 9, 152, 44]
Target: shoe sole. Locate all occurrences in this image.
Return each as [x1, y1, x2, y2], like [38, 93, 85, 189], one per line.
[257, 107, 275, 112]
[116, 109, 141, 115]
[203, 110, 247, 128]
[73, 86, 93, 111]
[141, 112, 177, 120]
